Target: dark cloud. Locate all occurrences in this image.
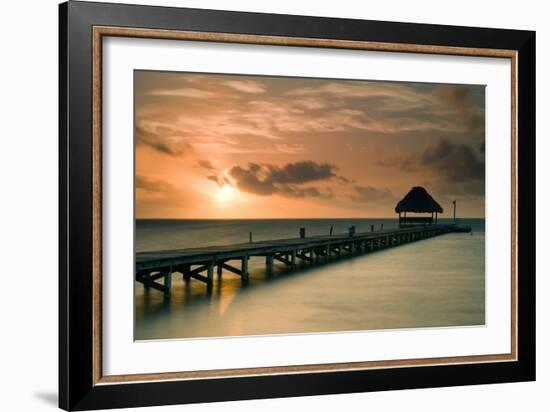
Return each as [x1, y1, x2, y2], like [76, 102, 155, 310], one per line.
[421, 139, 484, 182]
[206, 175, 220, 186]
[136, 175, 174, 193]
[197, 159, 216, 170]
[279, 185, 333, 199]
[351, 186, 394, 204]
[205, 174, 232, 188]
[229, 161, 339, 198]
[230, 163, 276, 195]
[432, 85, 484, 134]
[136, 124, 192, 156]
[418, 137, 485, 205]
[265, 161, 337, 184]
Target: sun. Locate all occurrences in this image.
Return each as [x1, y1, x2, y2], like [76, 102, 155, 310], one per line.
[214, 184, 237, 203]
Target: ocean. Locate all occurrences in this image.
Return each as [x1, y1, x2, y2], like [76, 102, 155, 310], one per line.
[135, 218, 485, 340]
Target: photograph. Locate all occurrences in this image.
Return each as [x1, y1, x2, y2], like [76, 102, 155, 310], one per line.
[134, 71, 486, 340]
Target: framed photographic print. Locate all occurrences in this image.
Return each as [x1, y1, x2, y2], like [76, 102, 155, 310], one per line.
[59, 1, 536, 410]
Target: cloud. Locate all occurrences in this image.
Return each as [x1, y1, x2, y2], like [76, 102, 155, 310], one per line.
[225, 80, 266, 94]
[138, 74, 486, 160]
[421, 139, 484, 182]
[411, 139, 485, 209]
[293, 98, 328, 110]
[336, 175, 351, 183]
[136, 175, 174, 193]
[206, 175, 220, 186]
[228, 161, 339, 198]
[273, 143, 305, 154]
[377, 138, 484, 186]
[229, 163, 276, 195]
[196, 159, 216, 170]
[374, 138, 485, 202]
[266, 161, 337, 184]
[149, 88, 214, 98]
[136, 124, 192, 156]
[278, 185, 333, 199]
[351, 186, 394, 204]
[432, 85, 484, 134]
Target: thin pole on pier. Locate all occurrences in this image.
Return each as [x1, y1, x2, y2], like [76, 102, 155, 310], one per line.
[453, 200, 457, 222]
[249, 232, 252, 243]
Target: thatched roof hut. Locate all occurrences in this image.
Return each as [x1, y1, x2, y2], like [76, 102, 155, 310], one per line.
[395, 186, 443, 214]
[395, 186, 443, 226]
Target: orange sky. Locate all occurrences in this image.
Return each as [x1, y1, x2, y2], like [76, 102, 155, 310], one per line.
[135, 71, 485, 219]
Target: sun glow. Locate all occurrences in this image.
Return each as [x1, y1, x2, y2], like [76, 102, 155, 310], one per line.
[214, 184, 237, 203]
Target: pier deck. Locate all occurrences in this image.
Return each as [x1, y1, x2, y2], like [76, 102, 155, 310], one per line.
[136, 223, 471, 295]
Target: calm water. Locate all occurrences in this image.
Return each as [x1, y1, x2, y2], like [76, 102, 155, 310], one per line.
[135, 218, 485, 340]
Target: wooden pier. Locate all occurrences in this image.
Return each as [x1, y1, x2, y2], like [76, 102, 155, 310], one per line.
[135, 223, 471, 296]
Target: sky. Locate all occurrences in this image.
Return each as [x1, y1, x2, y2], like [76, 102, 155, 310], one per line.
[135, 70, 485, 219]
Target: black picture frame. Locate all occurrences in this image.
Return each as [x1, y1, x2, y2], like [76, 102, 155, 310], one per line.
[59, 1, 536, 410]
